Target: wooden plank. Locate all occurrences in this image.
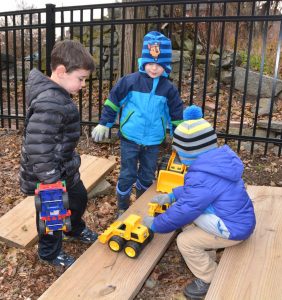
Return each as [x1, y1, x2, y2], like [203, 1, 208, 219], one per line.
[39, 182, 177, 300]
[0, 155, 115, 249]
[206, 185, 282, 300]
[81, 156, 115, 191]
[80, 155, 115, 192]
[0, 196, 36, 248]
[80, 154, 99, 172]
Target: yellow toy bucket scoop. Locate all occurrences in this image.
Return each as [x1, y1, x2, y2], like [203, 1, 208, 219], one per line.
[156, 151, 187, 193]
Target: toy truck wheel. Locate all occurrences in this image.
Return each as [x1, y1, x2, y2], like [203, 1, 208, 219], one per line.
[124, 241, 141, 258]
[38, 219, 46, 236]
[64, 217, 72, 232]
[34, 195, 41, 212]
[108, 236, 125, 252]
[62, 192, 69, 209]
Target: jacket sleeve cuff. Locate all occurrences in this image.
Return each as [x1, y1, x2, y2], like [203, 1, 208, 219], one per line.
[168, 192, 175, 203]
[151, 223, 156, 232]
[172, 186, 184, 200]
[99, 120, 113, 128]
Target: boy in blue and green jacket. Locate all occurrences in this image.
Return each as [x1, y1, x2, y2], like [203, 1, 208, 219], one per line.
[92, 31, 183, 216]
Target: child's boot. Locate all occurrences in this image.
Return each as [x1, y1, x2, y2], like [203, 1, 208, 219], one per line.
[136, 187, 146, 199]
[116, 184, 131, 218]
[135, 180, 148, 199]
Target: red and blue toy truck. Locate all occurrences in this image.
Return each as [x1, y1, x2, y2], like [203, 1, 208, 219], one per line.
[34, 181, 71, 235]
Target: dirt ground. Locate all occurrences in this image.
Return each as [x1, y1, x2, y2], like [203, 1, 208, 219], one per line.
[0, 127, 281, 300]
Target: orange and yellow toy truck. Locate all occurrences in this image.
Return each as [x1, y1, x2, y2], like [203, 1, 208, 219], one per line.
[35, 181, 71, 235]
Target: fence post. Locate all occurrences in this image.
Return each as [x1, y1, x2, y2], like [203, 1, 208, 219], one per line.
[46, 4, 56, 76]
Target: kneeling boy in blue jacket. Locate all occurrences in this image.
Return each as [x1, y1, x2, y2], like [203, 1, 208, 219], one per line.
[144, 105, 256, 299]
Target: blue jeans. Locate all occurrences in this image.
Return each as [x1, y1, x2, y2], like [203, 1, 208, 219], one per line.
[117, 138, 160, 210]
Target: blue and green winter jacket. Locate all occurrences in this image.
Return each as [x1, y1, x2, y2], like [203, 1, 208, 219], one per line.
[152, 145, 256, 241]
[99, 70, 183, 146]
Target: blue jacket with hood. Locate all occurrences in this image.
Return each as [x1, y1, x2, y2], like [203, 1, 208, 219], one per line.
[152, 145, 256, 240]
[99, 65, 183, 146]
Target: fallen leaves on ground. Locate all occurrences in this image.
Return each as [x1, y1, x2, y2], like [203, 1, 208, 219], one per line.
[0, 111, 281, 299]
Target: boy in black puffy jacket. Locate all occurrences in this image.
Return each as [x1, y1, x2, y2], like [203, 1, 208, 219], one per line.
[20, 40, 98, 267]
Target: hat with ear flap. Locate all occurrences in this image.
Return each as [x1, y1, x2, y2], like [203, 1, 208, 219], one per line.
[139, 31, 172, 74]
[172, 105, 218, 166]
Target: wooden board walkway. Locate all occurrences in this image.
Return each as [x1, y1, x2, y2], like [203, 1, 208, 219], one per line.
[40, 185, 282, 300]
[206, 185, 282, 300]
[39, 182, 177, 300]
[0, 154, 115, 249]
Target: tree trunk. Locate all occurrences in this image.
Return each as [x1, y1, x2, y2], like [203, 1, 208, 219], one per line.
[118, 0, 150, 77]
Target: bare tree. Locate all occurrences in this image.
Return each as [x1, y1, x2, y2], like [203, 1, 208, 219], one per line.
[15, 0, 35, 10]
[118, 0, 150, 76]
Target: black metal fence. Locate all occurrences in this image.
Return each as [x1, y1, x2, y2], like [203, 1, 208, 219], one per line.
[0, 0, 281, 155]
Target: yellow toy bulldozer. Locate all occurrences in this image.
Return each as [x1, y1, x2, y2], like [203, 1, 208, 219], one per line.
[156, 151, 187, 193]
[148, 202, 170, 217]
[98, 214, 154, 258]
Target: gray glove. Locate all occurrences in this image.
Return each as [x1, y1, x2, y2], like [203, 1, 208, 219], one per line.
[143, 216, 154, 230]
[91, 124, 109, 142]
[151, 193, 172, 205]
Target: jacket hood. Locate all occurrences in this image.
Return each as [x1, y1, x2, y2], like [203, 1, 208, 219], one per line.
[190, 145, 244, 182]
[26, 69, 68, 106]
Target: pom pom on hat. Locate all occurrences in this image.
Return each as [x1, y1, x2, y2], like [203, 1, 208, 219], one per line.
[173, 105, 217, 166]
[183, 104, 203, 120]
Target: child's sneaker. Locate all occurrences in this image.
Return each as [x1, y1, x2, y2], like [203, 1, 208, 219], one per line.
[63, 227, 98, 244]
[183, 278, 210, 299]
[40, 250, 75, 268]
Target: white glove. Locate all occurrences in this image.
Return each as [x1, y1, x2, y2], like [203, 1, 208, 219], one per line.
[91, 124, 109, 142]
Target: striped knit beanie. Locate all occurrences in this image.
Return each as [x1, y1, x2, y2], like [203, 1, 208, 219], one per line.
[139, 31, 172, 74]
[172, 105, 218, 166]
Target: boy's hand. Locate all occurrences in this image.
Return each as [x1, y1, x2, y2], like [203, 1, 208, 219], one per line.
[91, 124, 109, 142]
[143, 216, 154, 230]
[151, 193, 172, 205]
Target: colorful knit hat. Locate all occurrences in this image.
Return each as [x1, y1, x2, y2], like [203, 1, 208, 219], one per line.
[172, 105, 218, 166]
[139, 31, 172, 74]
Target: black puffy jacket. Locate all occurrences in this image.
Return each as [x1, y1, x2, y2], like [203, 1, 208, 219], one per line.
[19, 69, 81, 195]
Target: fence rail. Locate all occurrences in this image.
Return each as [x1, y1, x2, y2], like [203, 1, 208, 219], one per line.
[0, 0, 281, 155]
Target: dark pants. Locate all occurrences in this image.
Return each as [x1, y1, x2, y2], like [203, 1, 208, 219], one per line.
[117, 138, 159, 210]
[37, 179, 87, 260]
